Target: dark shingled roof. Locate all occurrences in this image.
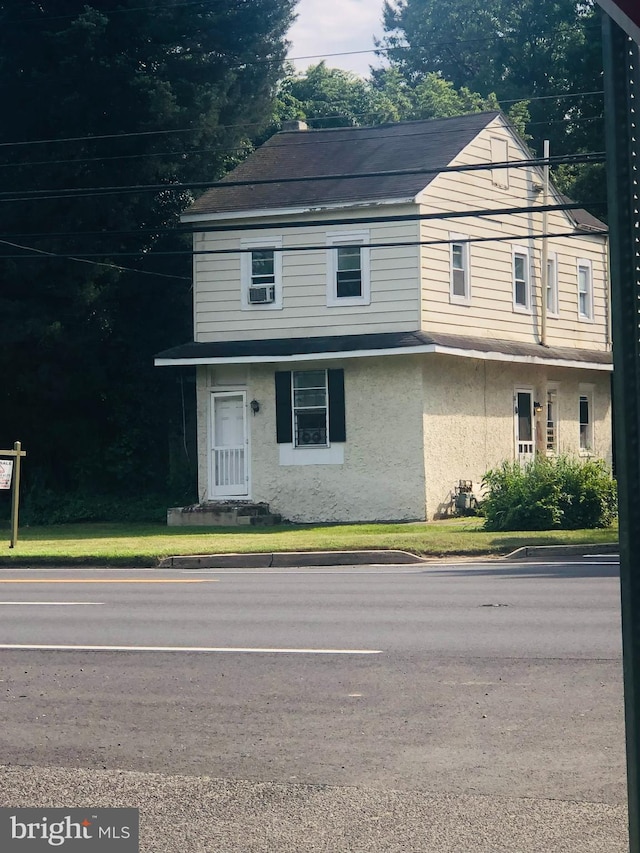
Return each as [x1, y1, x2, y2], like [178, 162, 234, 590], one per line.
[155, 330, 612, 367]
[185, 112, 501, 216]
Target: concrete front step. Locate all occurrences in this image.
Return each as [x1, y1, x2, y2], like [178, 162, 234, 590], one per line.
[167, 502, 282, 527]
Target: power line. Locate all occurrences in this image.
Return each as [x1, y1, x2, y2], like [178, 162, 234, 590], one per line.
[0, 230, 604, 263]
[0, 84, 605, 152]
[0, 200, 607, 247]
[0, 238, 191, 281]
[0, 152, 605, 204]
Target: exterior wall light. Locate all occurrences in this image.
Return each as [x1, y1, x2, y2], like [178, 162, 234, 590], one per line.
[534, 401, 543, 414]
[250, 399, 260, 415]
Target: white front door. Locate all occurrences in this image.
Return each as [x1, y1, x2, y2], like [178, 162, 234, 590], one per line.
[210, 392, 248, 497]
[515, 389, 534, 465]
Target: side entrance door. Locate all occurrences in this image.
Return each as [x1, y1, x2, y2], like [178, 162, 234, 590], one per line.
[514, 389, 534, 465]
[210, 392, 248, 498]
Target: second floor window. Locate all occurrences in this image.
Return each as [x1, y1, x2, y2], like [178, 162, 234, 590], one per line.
[240, 237, 283, 309]
[251, 250, 275, 286]
[336, 246, 362, 298]
[450, 236, 470, 303]
[513, 248, 530, 311]
[578, 260, 593, 320]
[327, 232, 371, 306]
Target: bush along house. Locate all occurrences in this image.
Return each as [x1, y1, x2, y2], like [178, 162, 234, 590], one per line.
[155, 112, 612, 525]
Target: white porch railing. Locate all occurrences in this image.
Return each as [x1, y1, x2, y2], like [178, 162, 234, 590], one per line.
[215, 447, 246, 489]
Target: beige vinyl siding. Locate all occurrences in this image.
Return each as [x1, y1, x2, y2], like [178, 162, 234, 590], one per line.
[418, 116, 609, 352]
[193, 208, 421, 342]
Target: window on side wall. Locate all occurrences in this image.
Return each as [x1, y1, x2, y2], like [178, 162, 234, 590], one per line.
[577, 259, 593, 320]
[275, 369, 346, 448]
[327, 232, 370, 306]
[240, 238, 283, 310]
[579, 392, 593, 453]
[450, 235, 470, 303]
[512, 247, 530, 311]
[490, 136, 509, 189]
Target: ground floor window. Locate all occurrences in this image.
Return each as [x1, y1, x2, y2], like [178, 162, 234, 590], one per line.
[275, 368, 346, 447]
[293, 370, 328, 446]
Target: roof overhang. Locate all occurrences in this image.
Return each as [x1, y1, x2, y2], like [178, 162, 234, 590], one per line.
[155, 331, 613, 372]
[180, 197, 417, 225]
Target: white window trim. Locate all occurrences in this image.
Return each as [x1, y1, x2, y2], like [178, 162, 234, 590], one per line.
[512, 245, 531, 313]
[546, 251, 559, 317]
[279, 443, 345, 466]
[240, 236, 283, 311]
[490, 136, 509, 189]
[514, 387, 535, 463]
[449, 233, 471, 304]
[326, 231, 371, 307]
[292, 369, 329, 449]
[577, 258, 594, 322]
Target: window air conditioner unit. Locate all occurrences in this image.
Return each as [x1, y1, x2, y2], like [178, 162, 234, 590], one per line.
[248, 284, 276, 304]
[298, 430, 324, 446]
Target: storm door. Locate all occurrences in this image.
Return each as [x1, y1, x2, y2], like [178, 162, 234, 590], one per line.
[210, 392, 248, 497]
[514, 389, 534, 465]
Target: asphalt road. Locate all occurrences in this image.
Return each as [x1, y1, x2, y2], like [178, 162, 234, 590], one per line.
[0, 558, 628, 851]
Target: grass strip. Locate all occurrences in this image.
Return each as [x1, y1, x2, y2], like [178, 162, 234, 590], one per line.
[0, 519, 619, 566]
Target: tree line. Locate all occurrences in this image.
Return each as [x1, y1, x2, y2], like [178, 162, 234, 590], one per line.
[0, 0, 604, 522]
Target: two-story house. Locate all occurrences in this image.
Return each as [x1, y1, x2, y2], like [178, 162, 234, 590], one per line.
[155, 111, 612, 524]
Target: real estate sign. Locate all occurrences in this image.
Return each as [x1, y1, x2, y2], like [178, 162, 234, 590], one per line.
[0, 459, 13, 490]
[597, 0, 640, 43]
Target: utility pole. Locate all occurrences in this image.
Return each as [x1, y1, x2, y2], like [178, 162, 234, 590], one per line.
[601, 10, 640, 852]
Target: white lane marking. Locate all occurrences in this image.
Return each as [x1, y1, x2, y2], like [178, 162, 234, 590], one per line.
[178, 569, 426, 575]
[0, 602, 104, 606]
[0, 644, 383, 655]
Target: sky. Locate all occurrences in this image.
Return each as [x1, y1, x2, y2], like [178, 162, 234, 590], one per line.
[287, 0, 388, 77]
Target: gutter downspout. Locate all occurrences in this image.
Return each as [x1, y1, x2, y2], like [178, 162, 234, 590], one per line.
[540, 140, 550, 347]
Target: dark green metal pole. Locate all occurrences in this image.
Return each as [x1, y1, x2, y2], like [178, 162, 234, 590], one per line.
[602, 14, 640, 852]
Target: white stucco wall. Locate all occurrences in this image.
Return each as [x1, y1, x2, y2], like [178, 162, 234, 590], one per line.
[196, 357, 428, 523]
[422, 355, 613, 518]
[195, 355, 612, 523]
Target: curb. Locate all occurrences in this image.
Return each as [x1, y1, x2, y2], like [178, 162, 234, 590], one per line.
[158, 549, 427, 569]
[504, 542, 619, 560]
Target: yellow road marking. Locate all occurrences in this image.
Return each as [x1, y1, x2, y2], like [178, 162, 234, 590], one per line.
[0, 579, 218, 584]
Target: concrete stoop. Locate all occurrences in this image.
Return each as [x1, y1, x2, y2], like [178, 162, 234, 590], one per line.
[167, 501, 282, 527]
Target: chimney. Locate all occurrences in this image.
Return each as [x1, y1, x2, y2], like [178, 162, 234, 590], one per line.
[281, 120, 308, 132]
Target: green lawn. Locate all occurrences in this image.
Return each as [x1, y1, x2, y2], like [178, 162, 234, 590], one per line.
[0, 519, 619, 565]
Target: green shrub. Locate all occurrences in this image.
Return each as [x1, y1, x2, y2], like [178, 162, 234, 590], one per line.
[481, 455, 617, 531]
[21, 486, 189, 525]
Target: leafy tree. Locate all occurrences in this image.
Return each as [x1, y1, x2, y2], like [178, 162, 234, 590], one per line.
[0, 0, 294, 514]
[273, 62, 398, 128]
[271, 62, 512, 131]
[379, 0, 605, 206]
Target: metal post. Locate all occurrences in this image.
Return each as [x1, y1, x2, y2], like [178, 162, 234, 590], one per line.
[10, 441, 22, 549]
[602, 14, 640, 852]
